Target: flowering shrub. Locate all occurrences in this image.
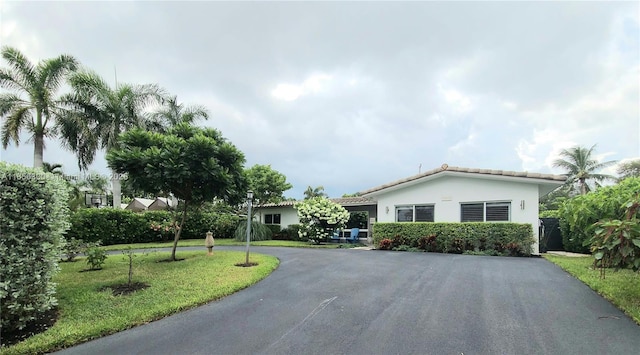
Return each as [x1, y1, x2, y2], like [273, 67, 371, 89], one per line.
[295, 197, 350, 244]
[150, 220, 180, 241]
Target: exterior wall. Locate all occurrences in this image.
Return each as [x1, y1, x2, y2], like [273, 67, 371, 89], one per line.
[254, 206, 299, 228]
[372, 176, 541, 254]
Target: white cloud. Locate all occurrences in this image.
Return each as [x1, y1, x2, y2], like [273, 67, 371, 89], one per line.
[271, 73, 332, 101]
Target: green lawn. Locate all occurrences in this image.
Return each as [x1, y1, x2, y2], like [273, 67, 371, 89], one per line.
[100, 239, 350, 251]
[1, 251, 278, 355]
[544, 254, 640, 324]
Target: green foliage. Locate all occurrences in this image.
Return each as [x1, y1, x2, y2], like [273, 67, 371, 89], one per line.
[588, 195, 640, 275]
[246, 164, 292, 204]
[273, 224, 304, 241]
[552, 144, 617, 195]
[234, 220, 273, 241]
[617, 159, 640, 181]
[557, 177, 640, 253]
[85, 245, 107, 270]
[295, 197, 350, 244]
[303, 186, 328, 200]
[67, 208, 240, 245]
[106, 123, 247, 260]
[264, 224, 281, 235]
[539, 210, 560, 218]
[372, 222, 534, 256]
[0, 163, 70, 332]
[61, 237, 87, 262]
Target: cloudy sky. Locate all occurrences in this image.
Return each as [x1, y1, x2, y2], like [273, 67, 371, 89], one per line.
[1, 1, 638, 199]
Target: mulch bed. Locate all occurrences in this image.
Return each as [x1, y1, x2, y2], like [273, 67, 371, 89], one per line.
[2, 308, 58, 347]
[99, 282, 150, 296]
[234, 262, 259, 267]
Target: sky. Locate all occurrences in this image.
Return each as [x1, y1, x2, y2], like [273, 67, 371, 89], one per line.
[1, 1, 638, 199]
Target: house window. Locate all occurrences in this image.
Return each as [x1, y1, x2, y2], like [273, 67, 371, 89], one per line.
[461, 202, 510, 222]
[264, 213, 281, 225]
[395, 205, 434, 222]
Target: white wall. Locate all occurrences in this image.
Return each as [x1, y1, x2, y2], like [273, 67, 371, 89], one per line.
[255, 206, 299, 228]
[372, 175, 541, 254]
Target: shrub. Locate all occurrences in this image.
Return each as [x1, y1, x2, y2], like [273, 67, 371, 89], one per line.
[234, 220, 273, 241]
[378, 238, 393, 250]
[557, 178, 640, 253]
[86, 245, 107, 270]
[588, 194, 640, 274]
[0, 163, 70, 332]
[372, 222, 534, 256]
[274, 224, 303, 241]
[62, 237, 87, 262]
[295, 197, 350, 244]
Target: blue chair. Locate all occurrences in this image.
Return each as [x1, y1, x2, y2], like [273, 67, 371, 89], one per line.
[347, 228, 360, 243]
[331, 229, 341, 243]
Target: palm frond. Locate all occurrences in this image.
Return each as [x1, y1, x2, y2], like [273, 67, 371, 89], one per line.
[40, 54, 79, 92]
[1, 46, 37, 90]
[1, 105, 32, 148]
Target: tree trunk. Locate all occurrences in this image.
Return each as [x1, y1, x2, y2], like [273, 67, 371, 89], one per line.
[170, 199, 188, 261]
[579, 178, 587, 195]
[111, 172, 122, 209]
[33, 132, 44, 169]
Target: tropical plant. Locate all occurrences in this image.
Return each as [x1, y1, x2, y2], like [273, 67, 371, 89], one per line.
[295, 197, 350, 244]
[42, 162, 63, 175]
[588, 194, 640, 277]
[0, 46, 79, 168]
[246, 164, 292, 205]
[617, 159, 640, 181]
[146, 95, 209, 132]
[234, 220, 273, 242]
[303, 185, 328, 199]
[552, 144, 617, 195]
[58, 69, 167, 208]
[106, 123, 247, 261]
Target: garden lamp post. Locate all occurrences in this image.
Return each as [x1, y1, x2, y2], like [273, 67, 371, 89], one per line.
[245, 190, 253, 265]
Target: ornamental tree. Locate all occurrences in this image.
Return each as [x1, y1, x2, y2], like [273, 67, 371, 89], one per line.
[295, 197, 349, 244]
[106, 123, 247, 261]
[246, 164, 292, 205]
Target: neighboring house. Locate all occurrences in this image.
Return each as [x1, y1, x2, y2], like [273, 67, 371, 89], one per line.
[255, 165, 565, 253]
[125, 197, 156, 212]
[359, 165, 565, 254]
[148, 197, 177, 211]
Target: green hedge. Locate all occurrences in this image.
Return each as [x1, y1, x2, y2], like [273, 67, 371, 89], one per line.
[67, 208, 241, 245]
[372, 222, 535, 256]
[0, 163, 70, 332]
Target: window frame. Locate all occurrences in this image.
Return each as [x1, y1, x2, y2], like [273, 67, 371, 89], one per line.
[460, 201, 511, 222]
[395, 204, 435, 222]
[264, 213, 281, 225]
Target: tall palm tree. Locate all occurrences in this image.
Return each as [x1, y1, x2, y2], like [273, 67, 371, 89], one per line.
[147, 95, 209, 132]
[552, 144, 617, 195]
[59, 69, 167, 208]
[0, 46, 78, 168]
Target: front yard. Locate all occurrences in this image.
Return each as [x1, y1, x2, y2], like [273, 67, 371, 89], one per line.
[1, 251, 278, 355]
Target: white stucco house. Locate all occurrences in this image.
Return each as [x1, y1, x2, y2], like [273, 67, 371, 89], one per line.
[256, 164, 566, 254]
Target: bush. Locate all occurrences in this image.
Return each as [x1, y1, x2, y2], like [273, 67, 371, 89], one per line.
[234, 220, 273, 241]
[372, 222, 534, 256]
[273, 224, 304, 241]
[62, 237, 87, 262]
[67, 208, 241, 245]
[86, 245, 107, 270]
[0, 163, 70, 332]
[557, 178, 640, 253]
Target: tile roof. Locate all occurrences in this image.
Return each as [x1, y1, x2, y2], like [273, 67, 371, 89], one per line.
[257, 196, 376, 208]
[358, 164, 567, 196]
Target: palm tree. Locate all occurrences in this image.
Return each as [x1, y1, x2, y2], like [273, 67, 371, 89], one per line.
[147, 95, 209, 132]
[304, 185, 328, 199]
[59, 69, 167, 208]
[42, 162, 63, 175]
[552, 144, 617, 195]
[0, 46, 78, 168]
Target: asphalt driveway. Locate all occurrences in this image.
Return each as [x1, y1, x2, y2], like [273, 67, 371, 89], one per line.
[57, 247, 640, 354]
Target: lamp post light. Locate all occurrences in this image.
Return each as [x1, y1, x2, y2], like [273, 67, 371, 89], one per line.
[245, 190, 253, 265]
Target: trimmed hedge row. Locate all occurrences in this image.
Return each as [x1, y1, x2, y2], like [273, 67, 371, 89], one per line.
[1, 163, 70, 332]
[67, 208, 241, 245]
[373, 222, 535, 256]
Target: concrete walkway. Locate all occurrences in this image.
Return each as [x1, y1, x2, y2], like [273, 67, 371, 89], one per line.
[546, 250, 591, 257]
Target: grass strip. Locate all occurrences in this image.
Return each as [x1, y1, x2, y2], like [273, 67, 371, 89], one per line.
[544, 254, 640, 324]
[2, 251, 278, 355]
